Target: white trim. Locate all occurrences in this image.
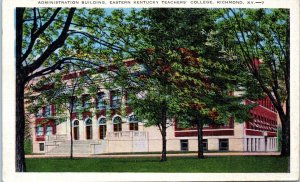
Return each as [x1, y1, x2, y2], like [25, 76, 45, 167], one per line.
[72, 119, 79, 126]
[84, 117, 92, 125]
[112, 114, 122, 124]
[97, 116, 106, 125]
[126, 112, 138, 123]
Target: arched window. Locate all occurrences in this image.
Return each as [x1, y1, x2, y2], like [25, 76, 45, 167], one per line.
[72, 120, 80, 140]
[85, 118, 92, 126]
[98, 117, 106, 125]
[98, 117, 106, 139]
[85, 118, 93, 140]
[127, 113, 138, 131]
[73, 120, 79, 126]
[113, 116, 122, 132]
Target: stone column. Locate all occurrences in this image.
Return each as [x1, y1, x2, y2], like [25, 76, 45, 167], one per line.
[243, 138, 248, 151]
[262, 137, 266, 151]
[249, 138, 252, 152]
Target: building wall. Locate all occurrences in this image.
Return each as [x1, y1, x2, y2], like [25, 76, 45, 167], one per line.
[31, 117, 278, 154]
[30, 82, 278, 154]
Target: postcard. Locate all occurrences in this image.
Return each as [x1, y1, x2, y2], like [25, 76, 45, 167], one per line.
[1, 0, 300, 181]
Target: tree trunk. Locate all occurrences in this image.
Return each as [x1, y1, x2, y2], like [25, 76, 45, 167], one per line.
[160, 130, 167, 162]
[69, 115, 73, 159]
[160, 106, 167, 162]
[197, 121, 204, 159]
[279, 104, 290, 157]
[16, 75, 26, 172]
[69, 98, 75, 159]
[160, 127, 167, 162]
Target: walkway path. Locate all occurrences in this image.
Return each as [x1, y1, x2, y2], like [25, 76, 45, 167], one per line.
[25, 152, 281, 158]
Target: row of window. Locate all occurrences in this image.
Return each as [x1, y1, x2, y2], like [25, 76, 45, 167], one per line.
[74, 91, 123, 110]
[36, 105, 53, 118]
[72, 118, 138, 140]
[36, 91, 125, 118]
[36, 125, 54, 136]
[180, 139, 229, 151]
[36, 115, 139, 138]
[248, 122, 277, 132]
[256, 97, 275, 111]
[251, 113, 277, 126]
[176, 121, 232, 130]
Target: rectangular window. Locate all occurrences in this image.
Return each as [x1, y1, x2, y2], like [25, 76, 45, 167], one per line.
[45, 125, 53, 135]
[129, 123, 139, 131]
[203, 124, 209, 128]
[44, 105, 51, 117]
[82, 95, 90, 109]
[70, 97, 80, 111]
[36, 109, 42, 118]
[202, 139, 208, 151]
[180, 140, 189, 151]
[39, 143, 44, 151]
[96, 92, 106, 109]
[111, 91, 121, 108]
[113, 123, 122, 132]
[219, 139, 229, 151]
[36, 126, 43, 136]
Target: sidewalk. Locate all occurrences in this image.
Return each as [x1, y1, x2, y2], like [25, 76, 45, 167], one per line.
[25, 152, 281, 158]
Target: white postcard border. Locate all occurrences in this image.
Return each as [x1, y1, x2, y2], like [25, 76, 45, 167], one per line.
[2, 0, 300, 181]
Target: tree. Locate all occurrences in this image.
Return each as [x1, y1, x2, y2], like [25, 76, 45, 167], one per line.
[26, 64, 102, 159]
[113, 9, 216, 161]
[135, 8, 217, 161]
[217, 9, 290, 156]
[138, 9, 251, 159]
[106, 8, 250, 160]
[16, 7, 127, 171]
[171, 48, 251, 159]
[126, 83, 181, 162]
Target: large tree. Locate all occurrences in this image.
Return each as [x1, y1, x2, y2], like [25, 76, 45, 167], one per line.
[108, 8, 217, 161]
[136, 9, 251, 159]
[172, 47, 251, 159]
[217, 9, 290, 156]
[107, 8, 250, 160]
[16, 8, 126, 171]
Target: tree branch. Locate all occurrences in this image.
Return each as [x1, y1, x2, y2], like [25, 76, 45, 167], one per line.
[68, 30, 125, 52]
[21, 8, 62, 63]
[24, 8, 76, 77]
[16, 8, 25, 69]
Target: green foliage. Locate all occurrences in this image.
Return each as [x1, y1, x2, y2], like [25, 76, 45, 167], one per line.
[216, 8, 289, 104]
[216, 9, 290, 156]
[26, 67, 101, 125]
[24, 139, 32, 155]
[105, 8, 252, 130]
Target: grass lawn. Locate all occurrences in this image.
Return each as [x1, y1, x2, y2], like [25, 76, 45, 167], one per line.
[26, 156, 289, 172]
